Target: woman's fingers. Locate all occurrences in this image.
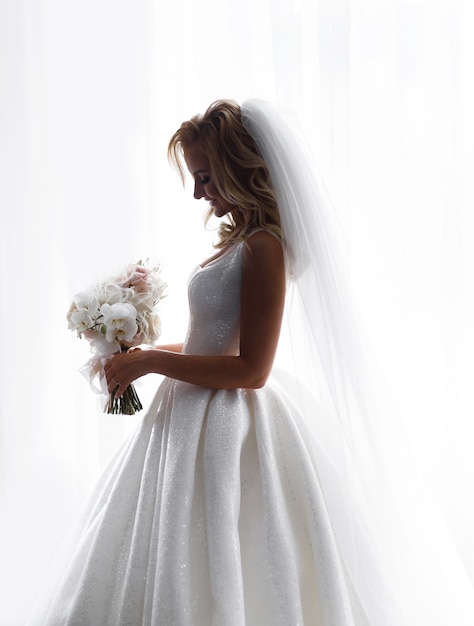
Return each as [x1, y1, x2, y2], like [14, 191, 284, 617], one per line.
[104, 350, 143, 397]
[104, 356, 123, 395]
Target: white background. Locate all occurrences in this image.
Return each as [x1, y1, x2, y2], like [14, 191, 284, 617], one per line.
[1, 0, 473, 622]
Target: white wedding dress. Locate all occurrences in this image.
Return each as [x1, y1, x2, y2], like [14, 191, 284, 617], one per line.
[33, 240, 364, 626]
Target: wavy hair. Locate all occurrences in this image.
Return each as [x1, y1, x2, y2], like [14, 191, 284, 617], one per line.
[168, 100, 281, 248]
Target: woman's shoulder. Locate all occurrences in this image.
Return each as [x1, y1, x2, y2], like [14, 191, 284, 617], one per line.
[245, 228, 282, 246]
[243, 229, 284, 266]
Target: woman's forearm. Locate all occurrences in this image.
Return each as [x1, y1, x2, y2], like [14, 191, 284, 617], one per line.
[148, 349, 266, 389]
[156, 343, 183, 353]
[105, 348, 267, 397]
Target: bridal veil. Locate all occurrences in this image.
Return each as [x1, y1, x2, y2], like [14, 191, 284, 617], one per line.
[241, 99, 474, 626]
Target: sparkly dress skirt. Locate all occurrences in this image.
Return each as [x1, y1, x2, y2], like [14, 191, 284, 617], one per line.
[32, 244, 359, 626]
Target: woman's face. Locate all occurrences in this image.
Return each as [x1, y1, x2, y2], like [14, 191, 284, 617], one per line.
[183, 143, 234, 218]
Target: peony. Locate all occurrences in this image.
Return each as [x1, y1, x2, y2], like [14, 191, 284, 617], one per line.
[100, 302, 138, 344]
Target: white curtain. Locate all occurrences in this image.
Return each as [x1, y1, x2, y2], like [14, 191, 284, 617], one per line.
[1, 0, 473, 623]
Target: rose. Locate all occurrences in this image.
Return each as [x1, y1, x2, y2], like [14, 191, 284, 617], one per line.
[120, 264, 151, 293]
[148, 310, 162, 342]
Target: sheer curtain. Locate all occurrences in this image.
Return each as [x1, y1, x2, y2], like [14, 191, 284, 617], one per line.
[1, 0, 473, 623]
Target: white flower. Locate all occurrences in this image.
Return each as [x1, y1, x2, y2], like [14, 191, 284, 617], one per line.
[148, 310, 162, 342]
[100, 302, 138, 344]
[73, 292, 100, 316]
[97, 283, 123, 306]
[150, 273, 167, 301]
[92, 332, 121, 355]
[69, 309, 94, 335]
[67, 261, 166, 365]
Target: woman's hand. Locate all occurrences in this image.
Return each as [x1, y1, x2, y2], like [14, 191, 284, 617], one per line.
[104, 349, 148, 398]
[105, 344, 183, 397]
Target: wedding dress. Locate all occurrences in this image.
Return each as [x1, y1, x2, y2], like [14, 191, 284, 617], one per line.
[31, 238, 364, 626]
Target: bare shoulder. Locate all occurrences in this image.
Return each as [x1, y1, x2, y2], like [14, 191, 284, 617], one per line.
[242, 230, 285, 292]
[244, 230, 284, 266]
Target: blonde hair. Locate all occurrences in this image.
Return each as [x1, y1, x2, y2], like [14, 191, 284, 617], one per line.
[168, 99, 281, 249]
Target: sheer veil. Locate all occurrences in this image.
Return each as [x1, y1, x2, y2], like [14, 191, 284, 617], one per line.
[241, 100, 474, 626]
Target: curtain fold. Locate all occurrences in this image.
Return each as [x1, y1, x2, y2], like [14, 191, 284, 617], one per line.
[1, 0, 473, 623]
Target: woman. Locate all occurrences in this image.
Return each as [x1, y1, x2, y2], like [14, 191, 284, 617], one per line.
[106, 102, 286, 400]
[32, 100, 474, 626]
[29, 99, 365, 625]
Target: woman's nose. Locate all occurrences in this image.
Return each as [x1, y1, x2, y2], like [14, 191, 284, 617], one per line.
[194, 181, 204, 199]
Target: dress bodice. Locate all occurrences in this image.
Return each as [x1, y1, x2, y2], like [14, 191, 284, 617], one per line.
[182, 243, 243, 356]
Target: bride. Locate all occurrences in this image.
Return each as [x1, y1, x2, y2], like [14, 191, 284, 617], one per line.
[29, 99, 473, 625]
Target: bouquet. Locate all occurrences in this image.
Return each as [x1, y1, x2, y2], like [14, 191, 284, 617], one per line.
[67, 261, 167, 414]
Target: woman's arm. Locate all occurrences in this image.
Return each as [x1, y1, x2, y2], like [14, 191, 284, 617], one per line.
[105, 231, 285, 395]
[155, 343, 183, 353]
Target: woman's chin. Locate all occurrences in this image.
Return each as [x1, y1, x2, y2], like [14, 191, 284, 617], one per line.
[212, 205, 227, 218]
[212, 203, 234, 218]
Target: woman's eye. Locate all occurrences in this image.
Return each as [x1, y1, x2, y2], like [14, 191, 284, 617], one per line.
[199, 176, 210, 185]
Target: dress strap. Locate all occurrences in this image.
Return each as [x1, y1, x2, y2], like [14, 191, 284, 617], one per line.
[245, 228, 282, 243]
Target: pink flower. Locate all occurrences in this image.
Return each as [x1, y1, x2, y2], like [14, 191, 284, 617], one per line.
[121, 265, 150, 293]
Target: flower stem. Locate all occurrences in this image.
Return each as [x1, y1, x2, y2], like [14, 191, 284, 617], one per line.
[104, 383, 143, 415]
